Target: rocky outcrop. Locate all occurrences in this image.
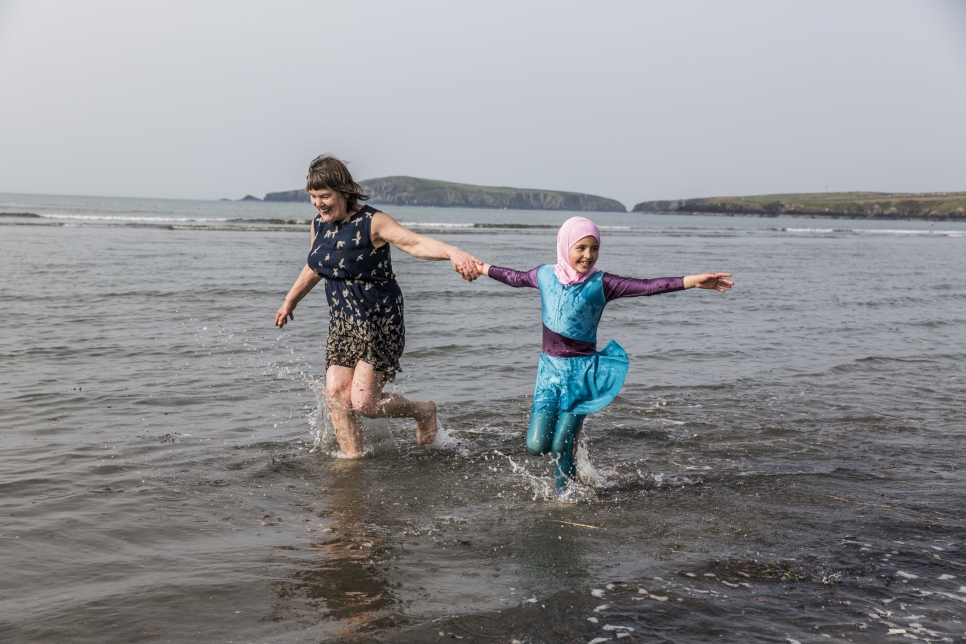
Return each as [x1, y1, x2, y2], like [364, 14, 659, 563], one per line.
[632, 193, 966, 221]
[239, 194, 262, 202]
[263, 190, 310, 203]
[264, 176, 626, 212]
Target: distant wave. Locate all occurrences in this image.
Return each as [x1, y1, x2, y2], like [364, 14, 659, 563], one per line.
[0, 213, 634, 232]
[398, 222, 474, 228]
[0, 212, 314, 227]
[30, 213, 233, 223]
[3, 211, 960, 238]
[0, 220, 65, 227]
[776, 227, 965, 237]
[400, 222, 632, 230]
[239, 217, 311, 225]
[851, 228, 966, 237]
[167, 225, 303, 233]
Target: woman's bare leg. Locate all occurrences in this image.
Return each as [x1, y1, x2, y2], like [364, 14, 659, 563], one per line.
[350, 361, 438, 445]
[324, 365, 364, 458]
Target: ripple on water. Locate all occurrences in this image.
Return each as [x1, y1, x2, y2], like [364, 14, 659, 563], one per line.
[87, 485, 125, 494]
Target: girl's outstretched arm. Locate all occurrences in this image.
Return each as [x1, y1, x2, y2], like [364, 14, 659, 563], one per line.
[684, 273, 734, 292]
[478, 262, 540, 288]
[601, 272, 733, 301]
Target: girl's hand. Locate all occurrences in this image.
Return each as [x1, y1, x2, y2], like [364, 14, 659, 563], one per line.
[474, 260, 491, 277]
[685, 273, 734, 292]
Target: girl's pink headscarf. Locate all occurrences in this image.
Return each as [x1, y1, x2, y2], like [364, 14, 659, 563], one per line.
[553, 216, 601, 285]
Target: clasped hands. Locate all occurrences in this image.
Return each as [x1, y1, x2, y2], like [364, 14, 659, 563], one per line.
[450, 248, 484, 281]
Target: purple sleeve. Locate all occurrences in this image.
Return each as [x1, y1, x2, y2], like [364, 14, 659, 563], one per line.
[602, 273, 685, 302]
[487, 266, 540, 289]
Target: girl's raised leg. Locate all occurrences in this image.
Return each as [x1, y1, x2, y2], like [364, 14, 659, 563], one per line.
[526, 411, 557, 456]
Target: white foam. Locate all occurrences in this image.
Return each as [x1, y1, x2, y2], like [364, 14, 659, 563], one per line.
[778, 226, 966, 237]
[427, 421, 464, 453]
[37, 213, 232, 223]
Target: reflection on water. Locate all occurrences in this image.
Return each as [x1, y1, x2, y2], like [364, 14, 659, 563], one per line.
[269, 461, 400, 636]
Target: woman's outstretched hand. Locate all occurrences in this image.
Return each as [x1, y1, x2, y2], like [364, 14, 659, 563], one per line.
[450, 248, 482, 281]
[275, 301, 296, 328]
[684, 273, 734, 292]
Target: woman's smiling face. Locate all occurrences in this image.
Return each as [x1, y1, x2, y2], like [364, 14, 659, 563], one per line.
[309, 189, 349, 223]
[568, 235, 599, 274]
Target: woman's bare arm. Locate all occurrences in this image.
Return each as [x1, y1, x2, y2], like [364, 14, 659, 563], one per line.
[371, 211, 480, 280]
[275, 264, 322, 328]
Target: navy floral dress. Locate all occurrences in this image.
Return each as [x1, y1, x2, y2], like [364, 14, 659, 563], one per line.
[307, 205, 405, 381]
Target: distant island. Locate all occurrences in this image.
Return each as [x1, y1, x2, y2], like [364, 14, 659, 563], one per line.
[262, 176, 626, 212]
[632, 192, 966, 221]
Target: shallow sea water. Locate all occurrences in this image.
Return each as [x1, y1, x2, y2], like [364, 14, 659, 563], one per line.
[2, 194, 965, 643]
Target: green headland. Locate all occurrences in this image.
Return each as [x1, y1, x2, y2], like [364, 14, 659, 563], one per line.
[263, 176, 626, 212]
[632, 192, 966, 221]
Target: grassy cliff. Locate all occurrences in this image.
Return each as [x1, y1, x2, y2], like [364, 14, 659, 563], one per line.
[264, 176, 626, 212]
[632, 192, 966, 221]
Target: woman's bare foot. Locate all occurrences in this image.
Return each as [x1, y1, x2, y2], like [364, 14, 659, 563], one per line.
[414, 401, 438, 445]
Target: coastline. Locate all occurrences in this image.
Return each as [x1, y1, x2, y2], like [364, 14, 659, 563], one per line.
[632, 191, 966, 222]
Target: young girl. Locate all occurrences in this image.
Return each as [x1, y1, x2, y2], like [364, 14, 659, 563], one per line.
[477, 216, 732, 495]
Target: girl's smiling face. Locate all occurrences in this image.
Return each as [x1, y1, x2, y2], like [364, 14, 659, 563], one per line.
[568, 235, 599, 274]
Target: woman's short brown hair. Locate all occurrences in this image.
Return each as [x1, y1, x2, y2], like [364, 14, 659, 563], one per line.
[305, 155, 369, 211]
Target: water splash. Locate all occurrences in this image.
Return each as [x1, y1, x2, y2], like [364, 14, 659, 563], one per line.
[428, 412, 468, 455]
[428, 425, 461, 452]
[281, 369, 333, 453]
[496, 450, 556, 501]
[639, 470, 703, 488]
[575, 439, 617, 489]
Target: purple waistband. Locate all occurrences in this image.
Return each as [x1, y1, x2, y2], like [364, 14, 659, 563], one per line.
[543, 324, 596, 358]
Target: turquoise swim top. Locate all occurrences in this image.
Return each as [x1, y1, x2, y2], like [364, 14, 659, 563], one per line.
[536, 265, 606, 345]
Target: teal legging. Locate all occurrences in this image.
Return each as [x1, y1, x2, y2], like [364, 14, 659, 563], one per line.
[527, 411, 586, 492]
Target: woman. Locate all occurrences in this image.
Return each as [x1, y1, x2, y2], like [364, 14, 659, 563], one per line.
[275, 155, 480, 457]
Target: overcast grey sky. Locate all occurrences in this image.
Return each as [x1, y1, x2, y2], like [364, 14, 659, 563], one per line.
[1, 0, 964, 206]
